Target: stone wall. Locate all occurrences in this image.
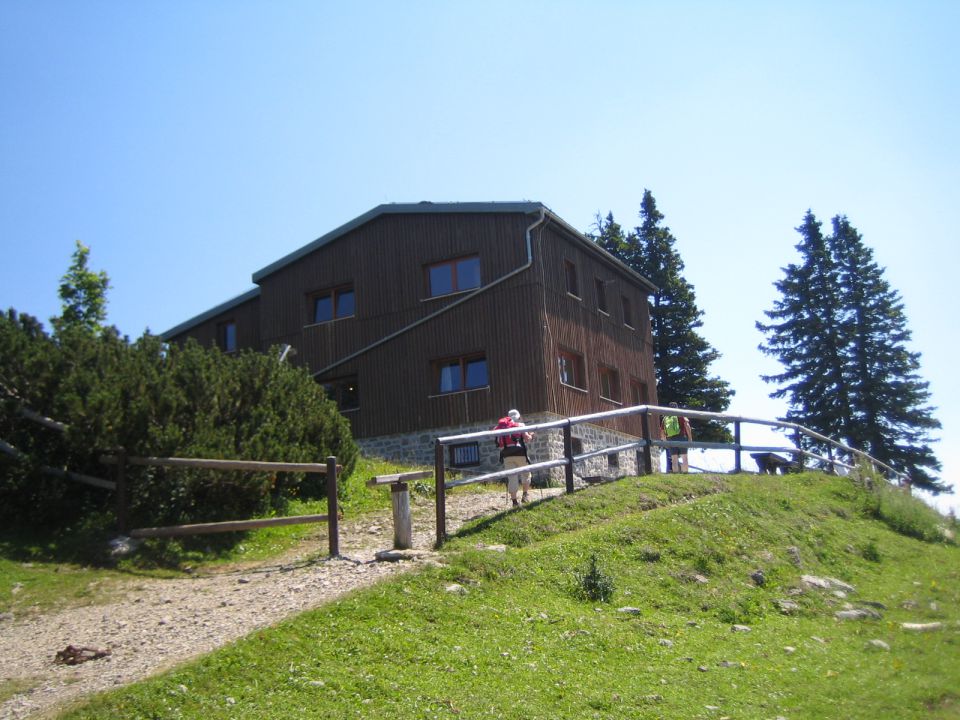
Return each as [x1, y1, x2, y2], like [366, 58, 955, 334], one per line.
[355, 412, 662, 484]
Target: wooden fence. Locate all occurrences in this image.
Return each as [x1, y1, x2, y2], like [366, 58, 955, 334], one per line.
[100, 453, 341, 557]
[433, 404, 910, 545]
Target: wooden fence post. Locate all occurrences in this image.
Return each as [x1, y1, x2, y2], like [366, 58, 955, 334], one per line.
[734, 421, 742, 474]
[563, 423, 575, 494]
[326, 456, 339, 557]
[435, 441, 446, 547]
[116, 448, 129, 535]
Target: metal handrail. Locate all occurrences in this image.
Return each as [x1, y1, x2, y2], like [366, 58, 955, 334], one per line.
[432, 404, 908, 544]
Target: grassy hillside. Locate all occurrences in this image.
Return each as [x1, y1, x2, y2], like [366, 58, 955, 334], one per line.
[57, 472, 959, 719]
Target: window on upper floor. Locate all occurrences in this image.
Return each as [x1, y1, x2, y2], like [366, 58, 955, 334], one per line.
[564, 259, 580, 298]
[321, 376, 359, 412]
[427, 256, 481, 298]
[312, 285, 355, 324]
[599, 365, 621, 403]
[558, 349, 586, 390]
[434, 353, 489, 394]
[630, 378, 650, 406]
[595, 278, 609, 314]
[217, 320, 237, 353]
[622, 295, 634, 328]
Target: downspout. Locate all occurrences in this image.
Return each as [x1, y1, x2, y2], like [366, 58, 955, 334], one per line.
[314, 208, 548, 378]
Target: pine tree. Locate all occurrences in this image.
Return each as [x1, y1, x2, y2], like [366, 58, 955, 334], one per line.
[593, 190, 734, 441]
[758, 212, 944, 493]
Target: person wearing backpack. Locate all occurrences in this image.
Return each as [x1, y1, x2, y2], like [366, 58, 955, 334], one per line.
[494, 409, 535, 506]
[659, 402, 692, 473]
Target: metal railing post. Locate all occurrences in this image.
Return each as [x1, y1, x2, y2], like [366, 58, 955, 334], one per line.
[734, 421, 742, 473]
[563, 423, 575, 493]
[640, 409, 653, 474]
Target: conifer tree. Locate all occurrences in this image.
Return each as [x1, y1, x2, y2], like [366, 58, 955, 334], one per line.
[756, 211, 853, 441]
[758, 212, 944, 492]
[593, 190, 734, 441]
[829, 216, 942, 490]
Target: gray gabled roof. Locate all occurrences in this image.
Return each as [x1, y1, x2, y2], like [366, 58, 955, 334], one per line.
[163, 201, 657, 339]
[161, 287, 260, 340]
[251, 200, 657, 293]
[252, 201, 545, 282]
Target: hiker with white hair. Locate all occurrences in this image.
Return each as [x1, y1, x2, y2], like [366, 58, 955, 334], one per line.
[492, 408, 535, 506]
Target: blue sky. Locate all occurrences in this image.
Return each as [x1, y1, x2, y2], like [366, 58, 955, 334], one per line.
[2, 1, 957, 513]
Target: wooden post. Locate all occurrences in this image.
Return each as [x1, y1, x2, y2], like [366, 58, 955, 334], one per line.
[326, 456, 339, 557]
[391, 482, 413, 549]
[640, 409, 653, 474]
[116, 448, 129, 534]
[793, 430, 804, 471]
[563, 423, 575, 494]
[734, 421, 742, 474]
[435, 441, 446, 547]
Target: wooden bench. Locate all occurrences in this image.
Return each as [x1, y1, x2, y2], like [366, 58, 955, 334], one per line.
[751, 452, 795, 475]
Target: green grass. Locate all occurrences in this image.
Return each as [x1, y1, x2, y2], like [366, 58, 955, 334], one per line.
[18, 472, 960, 719]
[0, 457, 420, 615]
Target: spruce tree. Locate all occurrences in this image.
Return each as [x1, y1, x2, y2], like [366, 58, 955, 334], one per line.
[593, 190, 734, 442]
[756, 211, 853, 442]
[829, 216, 942, 491]
[758, 212, 944, 493]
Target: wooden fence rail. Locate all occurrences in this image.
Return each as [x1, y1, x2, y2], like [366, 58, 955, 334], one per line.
[100, 453, 341, 557]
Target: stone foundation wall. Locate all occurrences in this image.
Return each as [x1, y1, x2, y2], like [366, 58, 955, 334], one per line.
[355, 412, 662, 483]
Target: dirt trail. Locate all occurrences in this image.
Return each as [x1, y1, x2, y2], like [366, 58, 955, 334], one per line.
[1, 487, 562, 720]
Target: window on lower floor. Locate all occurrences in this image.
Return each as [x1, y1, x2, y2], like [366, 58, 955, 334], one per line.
[427, 256, 481, 297]
[434, 354, 488, 394]
[599, 366, 621, 403]
[558, 349, 586, 390]
[607, 452, 620, 469]
[217, 320, 237, 353]
[321, 376, 359, 412]
[449, 442, 481, 468]
[311, 285, 355, 324]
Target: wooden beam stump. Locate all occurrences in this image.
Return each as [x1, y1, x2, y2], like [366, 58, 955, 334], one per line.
[391, 482, 412, 550]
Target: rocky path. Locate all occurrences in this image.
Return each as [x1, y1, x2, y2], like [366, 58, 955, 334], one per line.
[1, 487, 561, 719]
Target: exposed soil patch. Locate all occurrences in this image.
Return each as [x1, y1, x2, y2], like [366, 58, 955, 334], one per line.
[1, 487, 562, 719]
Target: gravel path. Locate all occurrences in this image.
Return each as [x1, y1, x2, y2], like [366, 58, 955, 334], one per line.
[1, 487, 562, 719]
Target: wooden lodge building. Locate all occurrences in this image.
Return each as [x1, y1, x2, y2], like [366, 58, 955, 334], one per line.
[163, 202, 660, 478]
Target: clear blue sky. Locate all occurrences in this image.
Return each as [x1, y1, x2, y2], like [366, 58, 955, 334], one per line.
[2, 1, 957, 513]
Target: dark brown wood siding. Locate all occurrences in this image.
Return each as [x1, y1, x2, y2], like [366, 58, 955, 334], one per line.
[534, 221, 658, 437]
[166, 295, 261, 353]
[165, 207, 658, 440]
[256, 212, 547, 438]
